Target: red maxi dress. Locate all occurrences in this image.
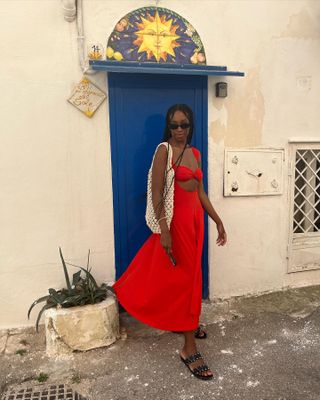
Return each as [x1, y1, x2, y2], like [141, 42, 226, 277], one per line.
[112, 147, 204, 331]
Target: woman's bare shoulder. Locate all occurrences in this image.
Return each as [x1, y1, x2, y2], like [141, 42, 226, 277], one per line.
[154, 142, 168, 156]
[153, 143, 169, 164]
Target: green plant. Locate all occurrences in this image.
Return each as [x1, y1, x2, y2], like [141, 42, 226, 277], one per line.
[37, 372, 49, 382]
[15, 349, 27, 356]
[28, 247, 115, 332]
[71, 373, 81, 384]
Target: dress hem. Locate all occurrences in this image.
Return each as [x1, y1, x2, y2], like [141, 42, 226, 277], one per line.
[115, 295, 199, 332]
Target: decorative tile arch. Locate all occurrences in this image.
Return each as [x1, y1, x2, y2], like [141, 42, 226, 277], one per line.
[106, 6, 206, 65]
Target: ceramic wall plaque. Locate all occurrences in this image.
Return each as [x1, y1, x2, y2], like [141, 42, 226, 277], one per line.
[106, 6, 206, 64]
[68, 77, 106, 118]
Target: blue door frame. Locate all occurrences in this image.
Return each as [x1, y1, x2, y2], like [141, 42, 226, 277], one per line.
[108, 72, 209, 298]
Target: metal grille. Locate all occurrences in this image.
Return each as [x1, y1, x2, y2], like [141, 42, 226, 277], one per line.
[1, 385, 88, 400]
[293, 149, 320, 234]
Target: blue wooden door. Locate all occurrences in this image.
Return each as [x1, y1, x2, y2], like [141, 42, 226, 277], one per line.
[108, 73, 209, 298]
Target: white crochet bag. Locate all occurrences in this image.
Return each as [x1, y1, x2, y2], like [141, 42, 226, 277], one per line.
[145, 142, 175, 233]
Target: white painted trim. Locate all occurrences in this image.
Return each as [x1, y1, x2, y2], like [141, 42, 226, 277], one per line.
[288, 138, 320, 143]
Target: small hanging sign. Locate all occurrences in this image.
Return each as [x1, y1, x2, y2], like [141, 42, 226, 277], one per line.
[68, 77, 106, 118]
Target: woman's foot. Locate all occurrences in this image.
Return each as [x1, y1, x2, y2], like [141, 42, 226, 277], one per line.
[180, 347, 214, 379]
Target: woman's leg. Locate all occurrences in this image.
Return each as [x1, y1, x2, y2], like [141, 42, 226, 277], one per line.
[180, 330, 213, 378]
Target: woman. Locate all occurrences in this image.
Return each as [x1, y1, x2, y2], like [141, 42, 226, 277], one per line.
[112, 104, 227, 380]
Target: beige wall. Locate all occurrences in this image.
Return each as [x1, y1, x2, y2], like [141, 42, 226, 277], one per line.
[1, 0, 319, 328]
[205, 1, 320, 298]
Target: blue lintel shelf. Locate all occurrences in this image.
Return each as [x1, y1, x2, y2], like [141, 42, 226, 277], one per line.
[89, 60, 245, 77]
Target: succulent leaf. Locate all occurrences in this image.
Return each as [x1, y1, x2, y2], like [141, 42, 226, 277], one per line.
[35, 303, 56, 333]
[27, 295, 51, 319]
[72, 270, 82, 286]
[59, 247, 72, 292]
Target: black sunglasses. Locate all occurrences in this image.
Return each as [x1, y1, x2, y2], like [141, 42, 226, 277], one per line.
[168, 122, 191, 130]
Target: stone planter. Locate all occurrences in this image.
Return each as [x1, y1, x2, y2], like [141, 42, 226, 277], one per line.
[44, 296, 120, 357]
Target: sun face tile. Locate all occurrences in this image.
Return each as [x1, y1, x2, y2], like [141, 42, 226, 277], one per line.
[106, 6, 206, 64]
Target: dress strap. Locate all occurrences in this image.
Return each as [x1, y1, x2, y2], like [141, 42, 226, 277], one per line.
[191, 147, 200, 161]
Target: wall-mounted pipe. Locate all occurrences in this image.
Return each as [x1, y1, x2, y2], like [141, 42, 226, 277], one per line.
[61, 0, 76, 22]
[62, 0, 96, 74]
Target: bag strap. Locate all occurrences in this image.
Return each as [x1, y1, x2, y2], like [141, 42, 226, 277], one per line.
[165, 142, 173, 171]
[152, 142, 172, 171]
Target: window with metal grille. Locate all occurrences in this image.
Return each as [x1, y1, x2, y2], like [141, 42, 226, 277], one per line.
[293, 149, 320, 234]
[287, 142, 320, 273]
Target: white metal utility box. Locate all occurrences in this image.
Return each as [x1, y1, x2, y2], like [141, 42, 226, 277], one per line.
[224, 148, 284, 197]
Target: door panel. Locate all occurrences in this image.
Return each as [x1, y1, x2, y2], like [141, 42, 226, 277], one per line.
[108, 72, 209, 297]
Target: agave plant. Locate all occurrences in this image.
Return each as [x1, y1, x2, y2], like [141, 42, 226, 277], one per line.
[28, 247, 115, 332]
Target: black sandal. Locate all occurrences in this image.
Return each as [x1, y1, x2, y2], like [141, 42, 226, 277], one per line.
[195, 325, 207, 339]
[180, 351, 214, 380]
[172, 324, 207, 339]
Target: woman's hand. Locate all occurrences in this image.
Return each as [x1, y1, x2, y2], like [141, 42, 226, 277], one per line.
[160, 230, 172, 255]
[216, 222, 227, 246]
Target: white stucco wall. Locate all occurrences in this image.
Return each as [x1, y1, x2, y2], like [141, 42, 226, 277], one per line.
[205, 1, 320, 298]
[1, 0, 319, 328]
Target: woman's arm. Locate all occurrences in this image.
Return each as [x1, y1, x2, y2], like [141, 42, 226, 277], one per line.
[197, 154, 227, 246]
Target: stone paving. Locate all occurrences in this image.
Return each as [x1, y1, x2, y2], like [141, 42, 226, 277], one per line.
[1, 286, 320, 400]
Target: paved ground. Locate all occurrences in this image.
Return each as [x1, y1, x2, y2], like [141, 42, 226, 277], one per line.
[1, 285, 320, 400]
